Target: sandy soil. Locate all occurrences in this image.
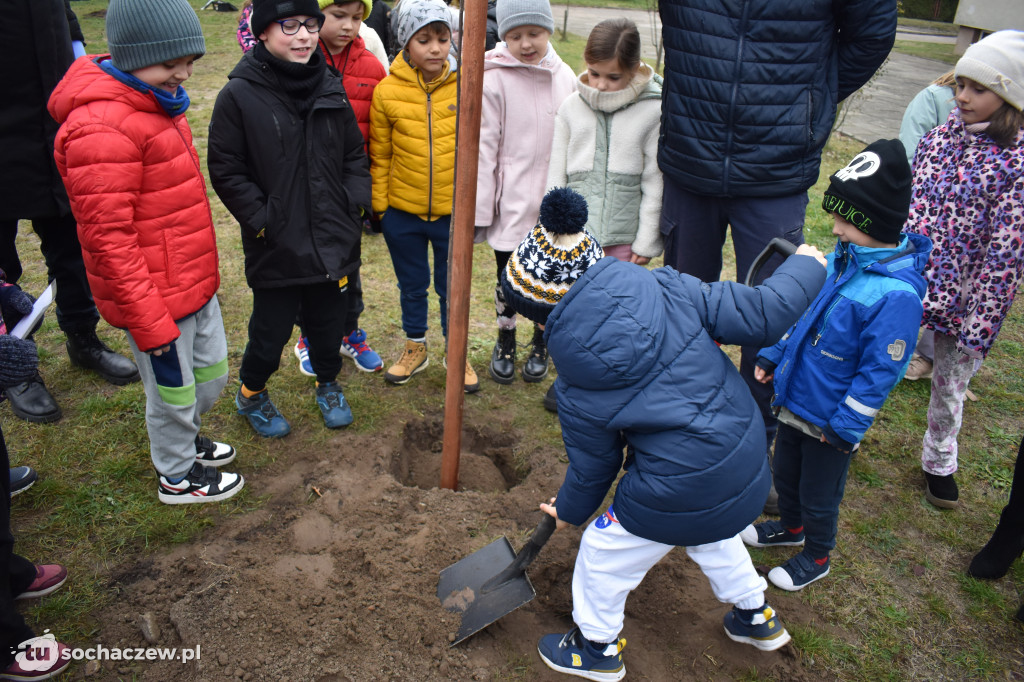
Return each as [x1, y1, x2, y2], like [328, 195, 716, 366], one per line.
[85, 414, 828, 681]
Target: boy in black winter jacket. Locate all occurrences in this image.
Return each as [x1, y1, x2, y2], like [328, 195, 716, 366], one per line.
[208, 0, 371, 437]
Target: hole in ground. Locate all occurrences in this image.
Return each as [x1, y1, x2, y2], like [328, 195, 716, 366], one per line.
[390, 416, 529, 492]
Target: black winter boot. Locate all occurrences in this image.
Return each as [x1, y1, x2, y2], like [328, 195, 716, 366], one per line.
[488, 328, 516, 384]
[522, 324, 549, 382]
[924, 471, 959, 509]
[967, 508, 1024, 579]
[7, 372, 61, 423]
[66, 329, 140, 385]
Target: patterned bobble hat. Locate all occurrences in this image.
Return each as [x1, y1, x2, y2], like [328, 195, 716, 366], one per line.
[394, 0, 451, 50]
[501, 188, 604, 326]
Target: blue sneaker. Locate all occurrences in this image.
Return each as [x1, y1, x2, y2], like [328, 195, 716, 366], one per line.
[740, 520, 805, 548]
[235, 387, 291, 438]
[537, 626, 626, 682]
[315, 381, 354, 428]
[294, 337, 314, 377]
[340, 329, 383, 372]
[769, 551, 830, 591]
[10, 466, 37, 497]
[723, 604, 791, 651]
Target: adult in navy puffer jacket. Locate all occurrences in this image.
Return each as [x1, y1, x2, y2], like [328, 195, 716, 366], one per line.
[656, 0, 897, 504]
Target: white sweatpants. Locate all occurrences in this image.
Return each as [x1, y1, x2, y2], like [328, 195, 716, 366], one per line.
[572, 507, 768, 644]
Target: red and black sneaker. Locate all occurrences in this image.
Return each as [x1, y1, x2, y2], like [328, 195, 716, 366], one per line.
[158, 462, 243, 505]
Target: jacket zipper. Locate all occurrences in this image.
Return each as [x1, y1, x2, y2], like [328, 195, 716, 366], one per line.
[722, 0, 751, 195]
[426, 89, 434, 221]
[811, 253, 852, 346]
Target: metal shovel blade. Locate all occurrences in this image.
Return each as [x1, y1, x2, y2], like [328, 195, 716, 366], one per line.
[438, 516, 556, 645]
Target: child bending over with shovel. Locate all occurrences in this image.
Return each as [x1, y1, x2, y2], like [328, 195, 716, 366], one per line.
[500, 187, 827, 680]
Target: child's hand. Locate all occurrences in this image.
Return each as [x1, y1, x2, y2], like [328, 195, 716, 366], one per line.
[149, 345, 171, 356]
[629, 253, 651, 266]
[795, 244, 827, 268]
[754, 366, 773, 383]
[540, 497, 569, 531]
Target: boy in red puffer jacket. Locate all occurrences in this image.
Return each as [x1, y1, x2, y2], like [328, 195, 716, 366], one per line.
[48, 0, 243, 506]
[288, 0, 388, 378]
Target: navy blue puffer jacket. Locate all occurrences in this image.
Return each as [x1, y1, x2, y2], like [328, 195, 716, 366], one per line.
[658, 0, 896, 198]
[547, 255, 825, 546]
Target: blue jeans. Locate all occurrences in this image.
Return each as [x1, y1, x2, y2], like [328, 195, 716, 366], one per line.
[659, 177, 808, 449]
[381, 208, 451, 339]
[773, 423, 853, 559]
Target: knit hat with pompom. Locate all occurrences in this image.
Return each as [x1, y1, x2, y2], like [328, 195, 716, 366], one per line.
[501, 187, 604, 326]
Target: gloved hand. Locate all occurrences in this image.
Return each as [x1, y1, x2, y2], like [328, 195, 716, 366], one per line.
[0, 334, 39, 390]
[0, 283, 34, 331]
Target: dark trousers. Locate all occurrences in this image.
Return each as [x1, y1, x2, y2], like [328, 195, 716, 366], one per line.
[1001, 435, 1024, 529]
[1, 426, 37, 669]
[240, 281, 349, 388]
[773, 423, 853, 559]
[380, 208, 450, 339]
[659, 178, 807, 450]
[0, 214, 99, 334]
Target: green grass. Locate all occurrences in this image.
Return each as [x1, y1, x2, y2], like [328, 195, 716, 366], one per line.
[8, 1, 1024, 678]
[894, 39, 958, 64]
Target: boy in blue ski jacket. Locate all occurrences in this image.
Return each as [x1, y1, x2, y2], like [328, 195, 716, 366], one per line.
[744, 139, 931, 591]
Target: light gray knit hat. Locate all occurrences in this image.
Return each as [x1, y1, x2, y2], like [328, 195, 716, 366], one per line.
[955, 30, 1024, 111]
[106, 0, 206, 72]
[497, 0, 554, 39]
[394, 0, 451, 50]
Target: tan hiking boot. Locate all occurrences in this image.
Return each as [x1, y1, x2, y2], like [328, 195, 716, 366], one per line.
[904, 354, 933, 381]
[444, 356, 480, 394]
[384, 340, 429, 385]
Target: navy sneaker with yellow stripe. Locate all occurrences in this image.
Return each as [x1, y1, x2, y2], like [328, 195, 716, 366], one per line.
[723, 604, 792, 651]
[537, 626, 626, 682]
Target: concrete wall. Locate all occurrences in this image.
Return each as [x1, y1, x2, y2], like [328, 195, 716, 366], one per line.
[954, 1, 1024, 54]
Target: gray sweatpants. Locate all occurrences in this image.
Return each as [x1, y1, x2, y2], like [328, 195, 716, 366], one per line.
[126, 296, 229, 479]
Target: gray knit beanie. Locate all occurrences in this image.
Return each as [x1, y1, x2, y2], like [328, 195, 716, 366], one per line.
[394, 0, 450, 50]
[497, 0, 554, 39]
[106, 0, 206, 73]
[955, 30, 1024, 111]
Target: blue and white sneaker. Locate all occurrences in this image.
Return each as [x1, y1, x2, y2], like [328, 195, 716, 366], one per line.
[235, 387, 291, 438]
[315, 381, 354, 428]
[340, 329, 383, 372]
[769, 551, 830, 591]
[740, 520, 805, 548]
[537, 626, 626, 682]
[723, 604, 791, 651]
[294, 336, 315, 377]
[10, 466, 37, 497]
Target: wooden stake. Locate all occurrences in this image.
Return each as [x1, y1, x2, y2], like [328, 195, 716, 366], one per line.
[441, 0, 486, 491]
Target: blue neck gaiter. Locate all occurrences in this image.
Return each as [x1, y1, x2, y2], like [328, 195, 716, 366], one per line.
[98, 58, 191, 117]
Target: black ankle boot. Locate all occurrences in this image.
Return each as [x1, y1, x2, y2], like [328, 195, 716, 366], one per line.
[488, 328, 516, 384]
[7, 372, 61, 423]
[968, 508, 1024, 579]
[66, 329, 140, 385]
[522, 325, 549, 382]
[924, 471, 959, 509]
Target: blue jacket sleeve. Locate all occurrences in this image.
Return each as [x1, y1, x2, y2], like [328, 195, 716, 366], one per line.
[695, 255, 825, 349]
[834, 0, 897, 101]
[554, 406, 626, 528]
[827, 291, 922, 445]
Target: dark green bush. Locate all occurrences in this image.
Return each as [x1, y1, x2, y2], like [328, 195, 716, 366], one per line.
[899, 0, 958, 22]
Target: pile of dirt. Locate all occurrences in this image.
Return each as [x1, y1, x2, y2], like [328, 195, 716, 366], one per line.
[87, 415, 824, 681]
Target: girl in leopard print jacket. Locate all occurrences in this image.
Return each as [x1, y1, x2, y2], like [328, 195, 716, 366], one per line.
[904, 30, 1024, 506]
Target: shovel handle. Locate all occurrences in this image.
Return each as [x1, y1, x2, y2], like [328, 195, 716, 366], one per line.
[481, 515, 557, 593]
[744, 238, 798, 287]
